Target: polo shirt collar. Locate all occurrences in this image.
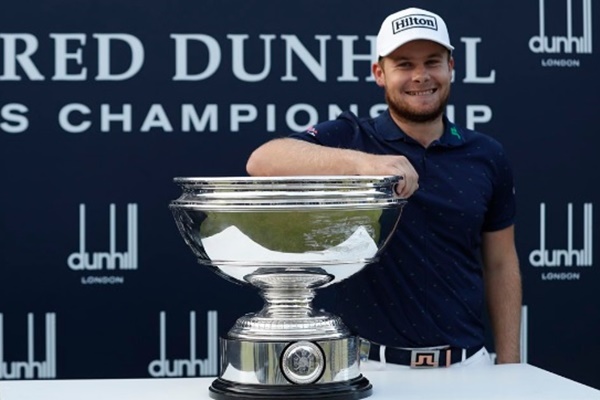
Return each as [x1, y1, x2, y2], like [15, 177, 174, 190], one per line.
[375, 110, 465, 148]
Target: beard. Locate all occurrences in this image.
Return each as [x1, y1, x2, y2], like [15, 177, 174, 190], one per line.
[386, 89, 450, 124]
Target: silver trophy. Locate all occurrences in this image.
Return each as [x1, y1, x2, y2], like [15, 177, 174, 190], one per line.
[170, 176, 406, 400]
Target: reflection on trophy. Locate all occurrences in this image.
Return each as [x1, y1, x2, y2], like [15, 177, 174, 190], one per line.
[170, 176, 406, 400]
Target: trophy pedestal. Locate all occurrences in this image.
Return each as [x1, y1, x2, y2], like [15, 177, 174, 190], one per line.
[213, 336, 372, 400]
[212, 285, 372, 400]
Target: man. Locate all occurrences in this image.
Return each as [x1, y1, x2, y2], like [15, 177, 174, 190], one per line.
[246, 7, 521, 368]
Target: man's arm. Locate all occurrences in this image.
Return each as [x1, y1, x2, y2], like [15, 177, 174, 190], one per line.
[246, 138, 419, 198]
[481, 224, 522, 364]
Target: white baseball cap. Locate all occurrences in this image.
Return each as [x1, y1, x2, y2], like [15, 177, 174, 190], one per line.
[376, 7, 454, 57]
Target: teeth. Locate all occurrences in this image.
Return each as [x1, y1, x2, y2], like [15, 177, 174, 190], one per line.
[408, 89, 434, 96]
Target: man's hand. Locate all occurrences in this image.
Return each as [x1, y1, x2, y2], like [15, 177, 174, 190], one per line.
[357, 153, 419, 198]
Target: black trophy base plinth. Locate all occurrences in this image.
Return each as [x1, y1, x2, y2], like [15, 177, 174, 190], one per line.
[208, 375, 373, 400]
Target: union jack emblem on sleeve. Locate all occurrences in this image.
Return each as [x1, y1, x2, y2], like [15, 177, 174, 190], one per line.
[306, 127, 318, 136]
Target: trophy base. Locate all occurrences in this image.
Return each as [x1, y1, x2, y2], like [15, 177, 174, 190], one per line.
[216, 336, 371, 399]
[209, 375, 372, 400]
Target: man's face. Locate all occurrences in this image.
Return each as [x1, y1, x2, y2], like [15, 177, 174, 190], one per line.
[373, 40, 454, 124]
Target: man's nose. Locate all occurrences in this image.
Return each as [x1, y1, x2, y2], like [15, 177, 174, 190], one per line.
[412, 65, 430, 82]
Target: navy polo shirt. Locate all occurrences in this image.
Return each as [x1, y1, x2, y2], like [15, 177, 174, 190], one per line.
[289, 110, 516, 350]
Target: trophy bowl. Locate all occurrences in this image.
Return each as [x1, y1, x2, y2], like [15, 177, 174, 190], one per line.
[170, 176, 406, 400]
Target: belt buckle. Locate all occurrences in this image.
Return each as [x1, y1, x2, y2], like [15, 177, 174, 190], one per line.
[409, 346, 449, 368]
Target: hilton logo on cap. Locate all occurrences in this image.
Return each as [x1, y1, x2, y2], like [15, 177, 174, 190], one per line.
[392, 14, 438, 34]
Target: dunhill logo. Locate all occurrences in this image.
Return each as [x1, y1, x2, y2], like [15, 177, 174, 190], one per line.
[67, 203, 138, 270]
[529, 203, 593, 267]
[148, 311, 218, 377]
[529, 0, 593, 54]
[0, 313, 57, 379]
[393, 14, 438, 34]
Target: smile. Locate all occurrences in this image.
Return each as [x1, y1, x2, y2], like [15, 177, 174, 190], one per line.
[406, 89, 437, 96]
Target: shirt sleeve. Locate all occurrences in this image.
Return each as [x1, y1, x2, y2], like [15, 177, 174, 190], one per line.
[288, 111, 361, 148]
[482, 145, 517, 232]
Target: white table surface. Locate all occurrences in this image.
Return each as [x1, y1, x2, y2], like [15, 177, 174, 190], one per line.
[0, 364, 599, 400]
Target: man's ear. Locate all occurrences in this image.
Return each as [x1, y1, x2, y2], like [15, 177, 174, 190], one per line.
[372, 62, 385, 87]
[448, 55, 455, 72]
